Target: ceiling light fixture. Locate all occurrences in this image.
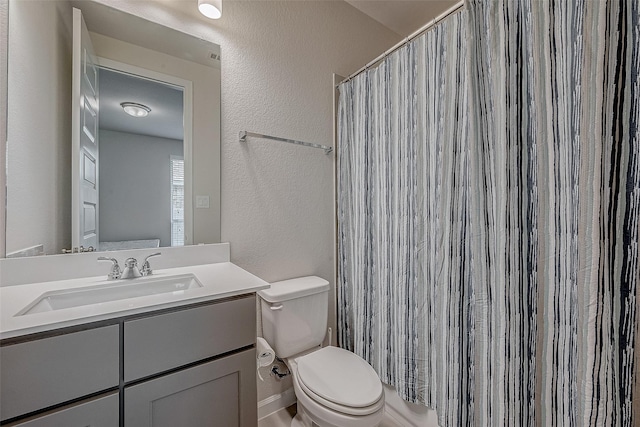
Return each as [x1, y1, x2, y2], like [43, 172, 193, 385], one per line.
[198, 0, 222, 19]
[120, 102, 151, 118]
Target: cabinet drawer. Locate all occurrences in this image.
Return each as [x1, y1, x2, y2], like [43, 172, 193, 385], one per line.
[0, 325, 119, 422]
[124, 295, 256, 381]
[6, 392, 119, 427]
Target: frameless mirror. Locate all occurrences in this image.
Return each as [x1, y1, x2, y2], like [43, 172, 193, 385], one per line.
[4, 0, 221, 257]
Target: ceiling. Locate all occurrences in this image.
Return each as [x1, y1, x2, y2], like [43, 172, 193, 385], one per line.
[344, 0, 461, 37]
[99, 68, 184, 141]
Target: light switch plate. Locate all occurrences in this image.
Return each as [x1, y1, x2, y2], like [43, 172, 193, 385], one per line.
[196, 195, 210, 209]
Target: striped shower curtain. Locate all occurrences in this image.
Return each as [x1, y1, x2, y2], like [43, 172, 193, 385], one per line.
[337, 1, 640, 426]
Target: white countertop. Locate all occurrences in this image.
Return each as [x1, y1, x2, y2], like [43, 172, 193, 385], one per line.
[0, 262, 269, 340]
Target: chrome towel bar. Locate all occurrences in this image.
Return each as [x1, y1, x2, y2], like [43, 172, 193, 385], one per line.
[239, 131, 333, 155]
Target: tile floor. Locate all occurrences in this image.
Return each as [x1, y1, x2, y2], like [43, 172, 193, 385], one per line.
[258, 404, 403, 427]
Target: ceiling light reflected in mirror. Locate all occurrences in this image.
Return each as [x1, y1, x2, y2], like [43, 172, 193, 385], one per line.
[120, 102, 151, 118]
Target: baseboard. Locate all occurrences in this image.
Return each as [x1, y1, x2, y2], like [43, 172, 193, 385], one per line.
[258, 387, 297, 420]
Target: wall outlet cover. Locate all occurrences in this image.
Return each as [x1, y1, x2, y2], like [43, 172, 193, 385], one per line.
[196, 195, 210, 209]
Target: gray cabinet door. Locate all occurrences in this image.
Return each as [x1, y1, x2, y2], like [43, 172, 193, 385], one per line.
[0, 325, 119, 421]
[7, 392, 118, 427]
[124, 295, 256, 382]
[125, 348, 257, 427]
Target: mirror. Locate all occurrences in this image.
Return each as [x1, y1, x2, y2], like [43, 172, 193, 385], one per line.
[4, 0, 221, 257]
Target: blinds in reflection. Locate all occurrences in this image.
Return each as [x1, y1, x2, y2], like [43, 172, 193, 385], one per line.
[170, 156, 184, 246]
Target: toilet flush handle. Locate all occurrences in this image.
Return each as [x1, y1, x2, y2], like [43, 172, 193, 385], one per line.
[270, 304, 283, 311]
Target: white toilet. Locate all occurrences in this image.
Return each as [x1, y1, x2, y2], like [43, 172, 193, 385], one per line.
[258, 276, 384, 427]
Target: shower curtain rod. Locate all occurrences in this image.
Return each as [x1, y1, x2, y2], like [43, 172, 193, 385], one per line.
[339, 0, 465, 85]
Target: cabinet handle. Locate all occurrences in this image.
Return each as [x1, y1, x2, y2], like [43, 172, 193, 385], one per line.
[269, 304, 283, 311]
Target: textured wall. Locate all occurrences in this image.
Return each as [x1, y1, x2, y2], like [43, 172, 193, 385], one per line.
[215, 1, 400, 402]
[93, 0, 400, 403]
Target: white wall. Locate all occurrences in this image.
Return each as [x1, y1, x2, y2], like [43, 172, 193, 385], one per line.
[93, 0, 401, 402]
[99, 130, 183, 247]
[6, 0, 72, 255]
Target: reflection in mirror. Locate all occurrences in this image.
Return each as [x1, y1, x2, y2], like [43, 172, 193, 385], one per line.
[98, 67, 185, 251]
[5, 0, 221, 257]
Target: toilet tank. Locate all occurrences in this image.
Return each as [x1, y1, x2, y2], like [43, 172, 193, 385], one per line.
[258, 276, 330, 358]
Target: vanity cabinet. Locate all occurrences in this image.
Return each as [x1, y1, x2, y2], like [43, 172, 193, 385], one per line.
[0, 294, 257, 427]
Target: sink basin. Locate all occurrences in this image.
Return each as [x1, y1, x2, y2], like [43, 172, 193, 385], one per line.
[17, 274, 203, 315]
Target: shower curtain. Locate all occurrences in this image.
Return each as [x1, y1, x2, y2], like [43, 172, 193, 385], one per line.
[337, 1, 640, 425]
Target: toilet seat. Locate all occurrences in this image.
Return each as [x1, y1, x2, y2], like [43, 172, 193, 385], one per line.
[296, 347, 383, 416]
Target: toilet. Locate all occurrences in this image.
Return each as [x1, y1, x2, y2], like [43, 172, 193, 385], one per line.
[258, 276, 384, 427]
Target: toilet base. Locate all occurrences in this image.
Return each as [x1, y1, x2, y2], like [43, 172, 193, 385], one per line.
[290, 377, 384, 427]
[291, 413, 309, 427]
[291, 415, 305, 427]
[290, 404, 316, 427]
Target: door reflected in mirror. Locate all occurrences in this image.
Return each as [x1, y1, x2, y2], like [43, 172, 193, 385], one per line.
[5, 0, 221, 257]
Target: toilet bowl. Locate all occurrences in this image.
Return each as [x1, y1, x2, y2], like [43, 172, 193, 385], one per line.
[286, 347, 384, 427]
[258, 276, 385, 427]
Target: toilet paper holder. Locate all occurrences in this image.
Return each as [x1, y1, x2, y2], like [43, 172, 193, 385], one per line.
[271, 358, 290, 379]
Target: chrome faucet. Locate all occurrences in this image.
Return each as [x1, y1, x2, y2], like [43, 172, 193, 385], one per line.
[98, 252, 162, 280]
[141, 253, 161, 276]
[97, 257, 122, 280]
[121, 258, 142, 279]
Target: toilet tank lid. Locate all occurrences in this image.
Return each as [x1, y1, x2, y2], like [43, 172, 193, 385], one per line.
[258, 276, 330, 303]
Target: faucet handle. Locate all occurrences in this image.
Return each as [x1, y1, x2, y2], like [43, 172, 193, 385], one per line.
[141, 252, 161, 276]
[98, 257, 122, 280]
